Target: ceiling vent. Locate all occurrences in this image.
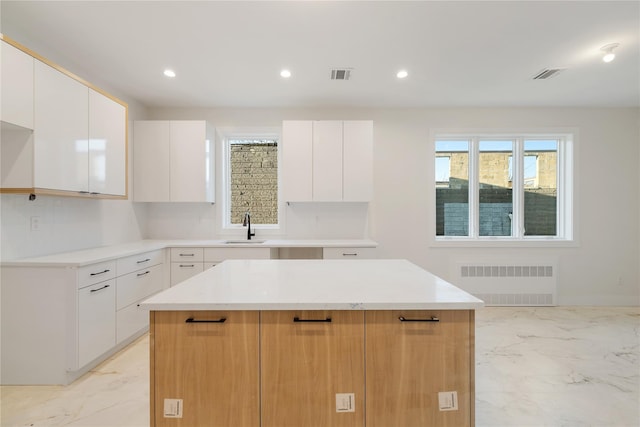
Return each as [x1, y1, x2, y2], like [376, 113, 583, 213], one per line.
[532, 68, 564, 80]
[331, 69, 352, 80]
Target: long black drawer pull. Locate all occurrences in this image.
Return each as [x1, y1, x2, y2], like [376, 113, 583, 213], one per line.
[179, 264, 195, 268]
[90, 284, 110, 293]
[399, 316, 440, 322]
[90, 269, 110, 276]
[136, 258, 151, 264]
[185, 317, 226, 324]
[179, 253, 195, 257]
[293, 317, 332, 323]
[137, 271, 150, 277]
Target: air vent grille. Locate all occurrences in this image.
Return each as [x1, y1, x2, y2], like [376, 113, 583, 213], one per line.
[331, 69, 352, 80]
[532, 68, 564, 80]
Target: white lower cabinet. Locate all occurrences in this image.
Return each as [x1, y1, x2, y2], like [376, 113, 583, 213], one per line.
[0, 249, 165, 385]
[170, 247, 271, 286]
[78, 278, 116, 368]
[323, 247, 377, 259]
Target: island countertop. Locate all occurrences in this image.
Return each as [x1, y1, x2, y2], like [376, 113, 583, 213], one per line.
[140, 259, 484, 311]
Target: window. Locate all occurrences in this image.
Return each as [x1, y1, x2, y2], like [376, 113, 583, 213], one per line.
[223, 135, 279, 229]
[435, 133, 572, 242]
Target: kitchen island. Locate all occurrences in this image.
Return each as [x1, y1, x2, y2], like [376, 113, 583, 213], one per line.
[141, 259, 484, 427]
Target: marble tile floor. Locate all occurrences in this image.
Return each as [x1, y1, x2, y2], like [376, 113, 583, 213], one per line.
[1, 307, 638, 427]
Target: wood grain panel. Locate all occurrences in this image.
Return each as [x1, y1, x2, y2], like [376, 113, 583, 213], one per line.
[365, 310, 473, 427]
[150, 310, 259, 427]
[261, 310, 365, 427]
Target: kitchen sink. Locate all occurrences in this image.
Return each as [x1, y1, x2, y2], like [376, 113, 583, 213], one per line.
[223, 240, 266, 244]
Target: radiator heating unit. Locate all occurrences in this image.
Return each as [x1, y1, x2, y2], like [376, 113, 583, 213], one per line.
[453, 259, 557, 306]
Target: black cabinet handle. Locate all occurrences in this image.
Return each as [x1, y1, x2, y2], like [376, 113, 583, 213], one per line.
[137, 271, 150, 277]
[179, 264, 195, 268]
[90, 269, 110, 276]
[179, 253, 195, 257]
[399, 316, 439, 322]
[342, 253, 358, 256]
[293, 317, 332, 323]
[185, 317, 226, 324]
[90, 284, 110, 293]
[136, 258, 151, 264]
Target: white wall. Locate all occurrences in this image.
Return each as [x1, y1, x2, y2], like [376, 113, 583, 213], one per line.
[146, 106, 640, 306]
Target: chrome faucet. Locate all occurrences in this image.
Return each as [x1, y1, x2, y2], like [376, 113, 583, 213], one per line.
[242, 211, 255, 240]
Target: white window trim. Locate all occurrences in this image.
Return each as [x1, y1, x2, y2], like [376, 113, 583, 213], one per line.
[216, 127, 283, 238]
[430, 129, 577, 248]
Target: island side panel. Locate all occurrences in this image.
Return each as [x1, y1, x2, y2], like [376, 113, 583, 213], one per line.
[261, 310, 365, 427]
[365, 310, 473, 427]
[150, 310, 260, 427]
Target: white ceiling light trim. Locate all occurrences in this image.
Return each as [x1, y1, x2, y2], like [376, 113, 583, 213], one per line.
[396, 70, 409, 79]
[601, 43, 619, 63]
[280, 69, 292, 78]
[163, 69, 176, 78]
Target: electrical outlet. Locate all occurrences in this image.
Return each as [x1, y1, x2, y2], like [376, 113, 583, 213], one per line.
[438, 391, 458, 411]
[163, 398, 183, 418]
[30, 216, 41, 231]
[336, 393, 355, 412]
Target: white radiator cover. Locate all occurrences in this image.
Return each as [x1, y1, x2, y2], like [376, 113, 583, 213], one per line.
[453, 259, 557, 306]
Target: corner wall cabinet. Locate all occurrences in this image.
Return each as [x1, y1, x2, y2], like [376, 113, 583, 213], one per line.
[0, 250, 165, 385]
[133, 120, 215, 202]
[0, 36, 128, 199]
[1, 39, 34, 129]
[282, 120, 373, 202]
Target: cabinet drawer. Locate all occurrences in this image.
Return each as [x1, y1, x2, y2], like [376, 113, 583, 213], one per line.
[170, 262, 204, 286]
[117, 264, 163, 310]
[78, 260, 117, 288]
[116, 301, 149, 344]
[170, 247, 204, 262]
[117, 250, 163, 276]
[322, 247, 376, 259]
[204, 247, 270, 262]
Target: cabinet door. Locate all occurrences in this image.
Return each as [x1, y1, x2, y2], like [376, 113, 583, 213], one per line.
[34, 60, 89, 192]
[78, 279, 116, 368]
[133, 121, 171, 201]
[88, 89, 127, 196]
[282, 120, 313, 201]
[170, 262, 204, 286]
[365, 310, 474, 427]
[1, 40, 34, 129]
[151, 310, 260, 427]
[312, 121, 343, 201]
[261, 310, 365, 427]
[170, 121, 213, 202]
[343, 121, 373, 202]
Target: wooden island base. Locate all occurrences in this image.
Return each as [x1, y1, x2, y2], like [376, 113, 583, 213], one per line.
[150, 309, 474, 427]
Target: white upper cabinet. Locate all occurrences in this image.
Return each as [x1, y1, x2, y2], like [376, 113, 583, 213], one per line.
[282, 120, 373, 202]
[34, 60, 89, 193]
[281, 120, 313, 201]
[88, 89, 127, 196]
[0, 38, 128, 199]
[1, 40, 34, 129]
[133, 120, 214, 202]
[343, 120, 373, 202]
[313, 121, 343, 201]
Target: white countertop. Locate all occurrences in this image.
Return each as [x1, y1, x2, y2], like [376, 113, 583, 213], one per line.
[1, 239, 377, 267]
[140, 259, 484, 311]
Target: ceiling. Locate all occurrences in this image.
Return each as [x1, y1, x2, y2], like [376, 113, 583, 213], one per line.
[2, 1, 639, 109]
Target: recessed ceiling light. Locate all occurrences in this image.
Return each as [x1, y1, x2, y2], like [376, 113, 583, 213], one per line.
[601, 43, 619, 63]
[280, 69, 292, 78]
[396, 70, 408, 79]
[163, 69, 176, 78]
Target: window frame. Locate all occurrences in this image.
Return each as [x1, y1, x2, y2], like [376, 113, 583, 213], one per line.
[218, 128, 282, 236]
[431, 130, 576, 247]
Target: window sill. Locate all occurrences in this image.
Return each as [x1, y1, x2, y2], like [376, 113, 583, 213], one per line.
[431, 237, 578, 248]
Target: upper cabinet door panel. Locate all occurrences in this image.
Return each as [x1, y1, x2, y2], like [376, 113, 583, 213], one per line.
[1, 41, 34, 129]
[343, 121, 373, 202]
[88, 89, 127, 196]
[312, 120, 343, 202]
[282, 120, 313, 202]
[133, 121, 171, 202]
[169, 121, 211, 202]
[34, 61, 89, 192]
